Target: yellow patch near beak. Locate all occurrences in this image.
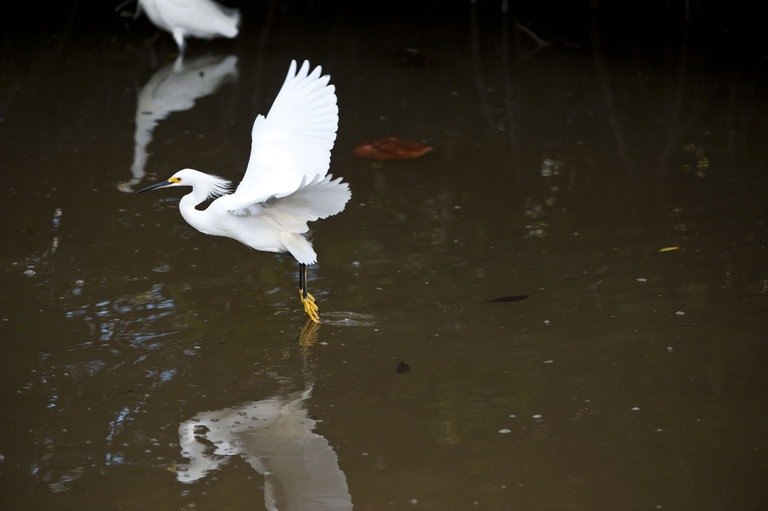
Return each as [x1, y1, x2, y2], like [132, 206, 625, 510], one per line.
[169, 177, 181, 184]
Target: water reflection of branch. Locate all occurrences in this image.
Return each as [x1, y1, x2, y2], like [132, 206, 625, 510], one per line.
[513, 22, 550, 63]
[499, 8, 522, 189]
[469, 5, 495, 134]
[660, 22, 690, 176]
[589, 14, 635, 181]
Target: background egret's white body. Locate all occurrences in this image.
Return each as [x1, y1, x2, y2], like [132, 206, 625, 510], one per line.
[138, 0, 240, 53]
[138, 60, 350, 322]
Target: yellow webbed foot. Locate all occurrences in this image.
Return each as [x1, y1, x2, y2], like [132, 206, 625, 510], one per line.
[299, 289, 320, 323]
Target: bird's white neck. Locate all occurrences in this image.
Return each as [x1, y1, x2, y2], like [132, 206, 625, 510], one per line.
[179, 188, 217, 235]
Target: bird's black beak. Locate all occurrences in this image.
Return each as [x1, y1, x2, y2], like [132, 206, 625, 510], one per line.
[136, 180, 173, 193]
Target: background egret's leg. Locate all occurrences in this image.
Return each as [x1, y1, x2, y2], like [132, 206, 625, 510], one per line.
[171, 28, 186, 54]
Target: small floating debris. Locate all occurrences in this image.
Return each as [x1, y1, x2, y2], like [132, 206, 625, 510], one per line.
[396, 361, 410, 374]
[659, 246, 681, 252]
[498, 428, 512, 434]
[631, 407, 640, 411]
[487, 295, 530, 303]
[532, 414, 542, 419]
[354, 137, 432, 160]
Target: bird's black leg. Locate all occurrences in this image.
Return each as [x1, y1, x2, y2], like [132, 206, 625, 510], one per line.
[299, 263, 306, 299]
[298, 263, 319, 323]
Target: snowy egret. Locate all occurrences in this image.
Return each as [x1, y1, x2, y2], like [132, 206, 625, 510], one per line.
[137, 0, 240, 54]
[138, 60, 350, 323]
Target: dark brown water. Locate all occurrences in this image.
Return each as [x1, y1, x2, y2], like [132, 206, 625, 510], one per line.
[2, 2, 768, 510]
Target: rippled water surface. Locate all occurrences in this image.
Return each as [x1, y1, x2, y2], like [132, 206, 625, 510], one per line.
[2, 2, 768, 510]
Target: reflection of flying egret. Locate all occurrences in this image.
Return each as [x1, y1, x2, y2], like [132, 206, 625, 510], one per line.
[138, 61, 350, 323]
[176, 388, 353, 510]
[137, 0, 240, 54]
[119, 54, 238, 193]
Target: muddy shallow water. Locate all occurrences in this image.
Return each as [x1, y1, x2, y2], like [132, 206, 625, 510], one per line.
[2, 2, 768, 510]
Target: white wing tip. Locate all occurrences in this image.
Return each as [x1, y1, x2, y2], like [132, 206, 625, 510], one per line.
[287, 59, 328, 82]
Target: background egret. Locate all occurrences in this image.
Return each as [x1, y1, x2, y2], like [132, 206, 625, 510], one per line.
[137, 0, 240, 54]
[138, 60, 350, 323]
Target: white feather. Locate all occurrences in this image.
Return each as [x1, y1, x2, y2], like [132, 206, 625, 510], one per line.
[236, 174, 351, 233]
[229, 60, 339, 209]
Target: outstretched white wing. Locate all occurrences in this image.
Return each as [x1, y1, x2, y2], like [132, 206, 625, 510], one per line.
[229, 60, 338, 210]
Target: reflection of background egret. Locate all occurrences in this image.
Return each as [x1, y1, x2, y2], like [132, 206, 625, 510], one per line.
[137, 61, 351, 323]
[137, 0, 240, 54]
[176, 387, 352, 510]
[119, 54, 238, 193]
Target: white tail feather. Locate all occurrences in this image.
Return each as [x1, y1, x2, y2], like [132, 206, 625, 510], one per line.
[281, 233, 317, 265]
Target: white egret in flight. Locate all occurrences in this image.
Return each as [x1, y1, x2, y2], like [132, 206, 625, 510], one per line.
[138, 60, 350, 323]
[137, 0, 240, 54]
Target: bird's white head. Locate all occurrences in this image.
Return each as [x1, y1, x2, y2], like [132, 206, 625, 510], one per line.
[137, 168, 231, 199]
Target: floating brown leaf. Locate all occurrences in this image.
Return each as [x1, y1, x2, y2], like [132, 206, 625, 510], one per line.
[354, 137, 432, 160]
